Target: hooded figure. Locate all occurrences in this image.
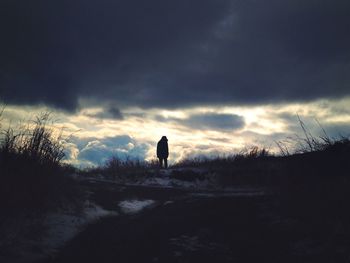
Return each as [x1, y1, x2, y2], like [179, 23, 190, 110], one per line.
[157, 136, 169, 168]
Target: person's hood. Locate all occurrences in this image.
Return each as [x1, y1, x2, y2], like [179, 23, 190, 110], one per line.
[161, 136, 168, 141]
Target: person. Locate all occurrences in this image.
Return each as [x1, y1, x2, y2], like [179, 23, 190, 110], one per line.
[157, 136, 168, 168]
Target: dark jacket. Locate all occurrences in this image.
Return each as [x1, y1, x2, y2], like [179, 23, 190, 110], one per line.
[157, 136, 169, 158]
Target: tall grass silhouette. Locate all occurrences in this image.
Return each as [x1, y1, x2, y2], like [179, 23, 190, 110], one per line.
[0, 111, 79, 213]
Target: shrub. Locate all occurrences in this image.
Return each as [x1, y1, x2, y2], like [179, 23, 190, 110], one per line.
[0, 112, 80, 213]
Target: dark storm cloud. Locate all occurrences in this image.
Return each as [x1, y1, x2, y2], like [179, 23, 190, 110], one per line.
[86, 106, 124, 120]
[154, 113, 244, 131]
[183, 113, 245, 131]
[1, 0, 350, 110]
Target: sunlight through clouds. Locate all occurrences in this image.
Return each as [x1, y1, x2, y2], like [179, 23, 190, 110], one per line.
[1, 97, 350, 166]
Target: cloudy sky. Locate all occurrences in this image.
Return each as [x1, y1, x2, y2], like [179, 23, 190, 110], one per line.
[1, 0, 350, 166]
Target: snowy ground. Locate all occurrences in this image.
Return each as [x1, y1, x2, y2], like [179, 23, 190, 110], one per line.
[0, 198, 161, 263]
[0, 203, 118, 263]
[83, 167, 268, 196]
[2, 166, 348, 263]
[0, 167, 269, 263]
[118, 200, 156, 214]
[84, 167, 229, 190]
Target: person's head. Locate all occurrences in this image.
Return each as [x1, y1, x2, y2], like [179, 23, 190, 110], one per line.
[161, 136, 168, 141]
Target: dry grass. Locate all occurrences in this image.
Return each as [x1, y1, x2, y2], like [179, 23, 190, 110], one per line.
[0, 111, 80, 213]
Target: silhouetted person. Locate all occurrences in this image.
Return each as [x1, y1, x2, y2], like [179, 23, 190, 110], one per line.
[157, 136, 168, 168]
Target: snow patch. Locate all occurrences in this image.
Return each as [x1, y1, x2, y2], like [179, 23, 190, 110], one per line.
[33, 203, 117, 259]
[118, 200, 155, 214]
[0, 203, 117, 263]
[135, 176, 215, 190]
[191, 190, 266, 198]
[84, 202, 118, 221]
[81, 168, 220, 190]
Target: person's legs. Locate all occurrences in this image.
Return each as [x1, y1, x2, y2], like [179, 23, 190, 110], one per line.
[164, 158, 168, 169]
[159, 158, 163, 168]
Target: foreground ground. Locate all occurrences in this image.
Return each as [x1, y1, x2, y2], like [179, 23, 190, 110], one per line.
[36, 176, 349, 263]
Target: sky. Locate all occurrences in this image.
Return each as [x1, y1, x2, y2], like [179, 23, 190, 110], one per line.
[1, 0, 350, 166]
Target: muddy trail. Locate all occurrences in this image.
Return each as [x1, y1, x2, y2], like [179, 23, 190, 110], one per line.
[40, 180, 348, 263]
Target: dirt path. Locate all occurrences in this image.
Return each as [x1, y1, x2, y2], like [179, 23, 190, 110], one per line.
[40, 181, 346, 263]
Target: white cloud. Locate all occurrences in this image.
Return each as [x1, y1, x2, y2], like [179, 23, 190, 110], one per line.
[2, 97, 350, 165]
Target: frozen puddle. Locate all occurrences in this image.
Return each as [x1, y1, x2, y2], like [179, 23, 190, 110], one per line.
[118, 200, 156, 214]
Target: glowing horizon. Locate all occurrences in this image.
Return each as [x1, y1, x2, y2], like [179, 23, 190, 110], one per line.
[1, 97, 349, 167]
